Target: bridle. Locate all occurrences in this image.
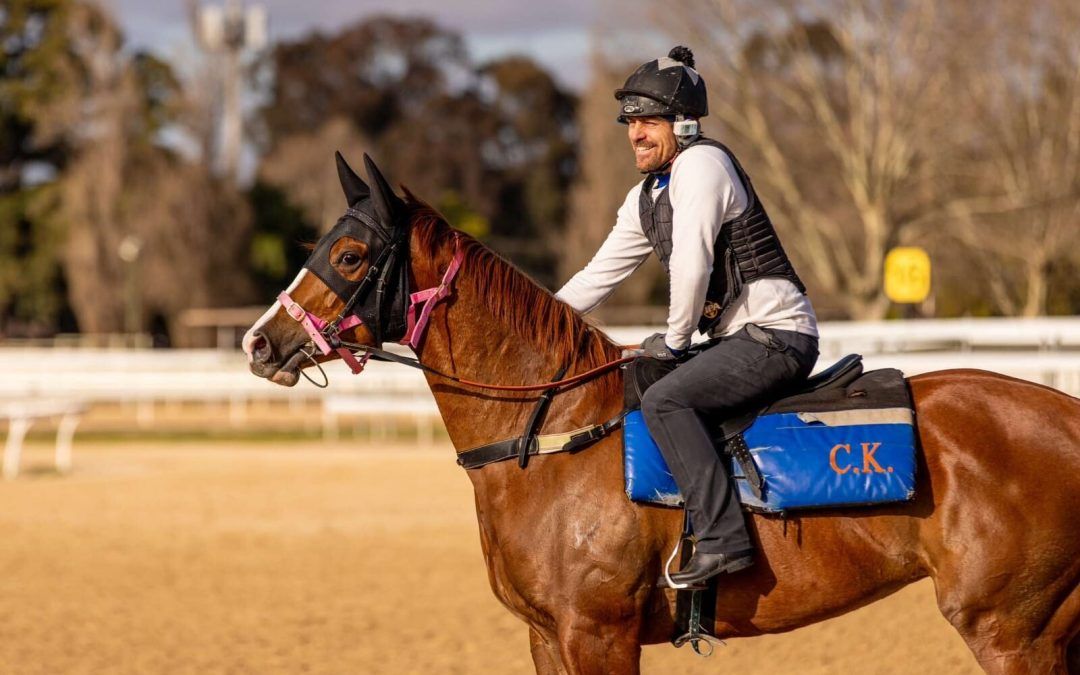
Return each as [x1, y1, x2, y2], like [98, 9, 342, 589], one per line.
[275, 211, 633, 393]
[272, 211, 635, 470]
[277, 214, 465, 384]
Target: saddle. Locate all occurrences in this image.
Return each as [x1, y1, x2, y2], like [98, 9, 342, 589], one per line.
[624, 351, 865, 412]
[622, 352, 918, 513]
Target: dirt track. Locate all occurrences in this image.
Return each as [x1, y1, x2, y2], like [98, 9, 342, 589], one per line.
[0, 441, 981, 674]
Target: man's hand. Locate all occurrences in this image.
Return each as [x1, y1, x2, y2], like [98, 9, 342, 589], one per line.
[641, 333, 685, 361]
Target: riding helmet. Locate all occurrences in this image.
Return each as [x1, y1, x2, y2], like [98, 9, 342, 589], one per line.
[615, 46, 708, 123]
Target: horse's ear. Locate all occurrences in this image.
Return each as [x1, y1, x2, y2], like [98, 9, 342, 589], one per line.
[363, 153, 404, 227]
[336, 151, 369, 207]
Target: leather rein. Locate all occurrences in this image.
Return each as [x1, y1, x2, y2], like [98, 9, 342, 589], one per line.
[275, 229, 631, 468]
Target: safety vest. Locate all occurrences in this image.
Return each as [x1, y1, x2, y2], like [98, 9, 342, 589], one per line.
[638, 138, 806, 333]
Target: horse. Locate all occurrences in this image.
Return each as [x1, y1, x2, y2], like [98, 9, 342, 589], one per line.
[243, 153, 1080, 675]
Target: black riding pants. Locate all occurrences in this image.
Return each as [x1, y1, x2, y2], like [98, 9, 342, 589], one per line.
[641, 324, 819, 554]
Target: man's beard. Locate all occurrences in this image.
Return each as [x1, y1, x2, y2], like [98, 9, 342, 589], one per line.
[634, 145, 672, 173]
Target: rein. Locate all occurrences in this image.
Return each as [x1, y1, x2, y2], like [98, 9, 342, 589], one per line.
[339, 342, 635, 392]
[277, 227, 632, 468]
[280, 230, 633, 392]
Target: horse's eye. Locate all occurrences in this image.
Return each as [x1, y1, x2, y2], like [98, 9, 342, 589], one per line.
[340, 252, 361, 266]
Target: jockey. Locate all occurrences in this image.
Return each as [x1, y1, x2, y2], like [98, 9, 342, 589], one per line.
[556, 46, 819, 586]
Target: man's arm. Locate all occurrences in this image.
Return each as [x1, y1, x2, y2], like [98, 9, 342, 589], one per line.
[664, 147, 747, 350]
[555, 185, 653, 314]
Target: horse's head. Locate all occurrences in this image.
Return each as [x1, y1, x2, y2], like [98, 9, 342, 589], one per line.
[242, 152, 410, 386]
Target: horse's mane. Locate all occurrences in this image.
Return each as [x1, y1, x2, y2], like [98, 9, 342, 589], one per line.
[405, 197, 623, 400]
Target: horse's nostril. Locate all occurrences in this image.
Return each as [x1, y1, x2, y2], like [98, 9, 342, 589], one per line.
[251, 332, 272, 362]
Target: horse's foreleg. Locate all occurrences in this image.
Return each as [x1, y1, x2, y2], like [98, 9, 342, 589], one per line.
[530, 627, 565, 675]
[556, 617, 642, 675]
[940, 581, 1080, 675]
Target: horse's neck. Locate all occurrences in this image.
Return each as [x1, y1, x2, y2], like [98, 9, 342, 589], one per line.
[405, 229, 636, 570]
[408, 246, 554, 450]
[407, 234, 620, 454]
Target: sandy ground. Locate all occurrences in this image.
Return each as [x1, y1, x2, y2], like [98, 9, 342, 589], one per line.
[0, 440, 982, 675]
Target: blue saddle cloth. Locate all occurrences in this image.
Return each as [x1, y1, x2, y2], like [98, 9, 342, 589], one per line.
[623, 366, 917, 513]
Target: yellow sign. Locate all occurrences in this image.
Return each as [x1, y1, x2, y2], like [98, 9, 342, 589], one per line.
[884, 247, 931, 304]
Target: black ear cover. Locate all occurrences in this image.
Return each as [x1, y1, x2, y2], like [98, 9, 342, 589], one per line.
[336, 151, 370, 207]
[363, 154, 405, 228]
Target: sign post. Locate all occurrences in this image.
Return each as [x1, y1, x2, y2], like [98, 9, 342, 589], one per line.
[884, 247, 931, 307]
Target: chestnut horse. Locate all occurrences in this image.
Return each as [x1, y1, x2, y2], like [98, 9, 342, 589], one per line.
[244, 155, 1080, 675]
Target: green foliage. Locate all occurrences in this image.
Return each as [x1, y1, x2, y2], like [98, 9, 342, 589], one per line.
[0, 184, 66, 326]
[0, 0, 98, 331]
[247, 181, 318, 298]
[0, 0, 77, 191]
[0, 1, 198, 336]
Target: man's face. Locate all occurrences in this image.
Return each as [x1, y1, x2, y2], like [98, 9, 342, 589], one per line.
[627, 116, 678, 172]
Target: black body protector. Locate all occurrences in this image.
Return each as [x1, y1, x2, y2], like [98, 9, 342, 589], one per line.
[639, 137, 806, 334]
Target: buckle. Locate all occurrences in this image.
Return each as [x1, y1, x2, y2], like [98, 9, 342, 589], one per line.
[566, 425, 605, 451]
[284, 301, 306, 322]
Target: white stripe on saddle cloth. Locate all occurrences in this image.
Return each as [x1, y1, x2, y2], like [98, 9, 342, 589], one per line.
[796, 408, 914, 427]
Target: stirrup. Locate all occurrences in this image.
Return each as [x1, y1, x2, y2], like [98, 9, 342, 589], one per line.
[662, 534, 704, 590]
[666, 511, 725, 657]
[670, 551, 725, 658]
[673, 627, 725, 657]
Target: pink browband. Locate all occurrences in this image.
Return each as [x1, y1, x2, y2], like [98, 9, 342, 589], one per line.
[278, 235, 464, 376]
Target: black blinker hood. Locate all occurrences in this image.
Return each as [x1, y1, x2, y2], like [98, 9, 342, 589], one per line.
[302, 153, 410, 345]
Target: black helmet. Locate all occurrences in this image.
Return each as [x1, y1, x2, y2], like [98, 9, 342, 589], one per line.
[615, 46, 707, 123]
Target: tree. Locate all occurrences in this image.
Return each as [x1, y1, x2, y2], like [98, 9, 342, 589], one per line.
[655, 0, 963, 319]
[945, 0, 1080, 316]
[258, 16, 579, 287]
[261, 16, 471, 145]
[247, 180, 316, 301]
[0, 0, 256, 337]
[0, 0, 89, 332]
[258, 117, 372, 232]
[478, 56, 577, 236]
[0, 0, 86, 190]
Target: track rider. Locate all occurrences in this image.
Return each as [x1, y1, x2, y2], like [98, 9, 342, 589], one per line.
[556, 46, 820, 587]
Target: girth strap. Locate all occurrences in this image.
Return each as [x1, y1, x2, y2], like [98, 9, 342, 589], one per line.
[456, 414, 625, 470]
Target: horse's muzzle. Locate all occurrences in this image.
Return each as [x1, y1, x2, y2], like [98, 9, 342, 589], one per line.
[247, 330, 304, 386]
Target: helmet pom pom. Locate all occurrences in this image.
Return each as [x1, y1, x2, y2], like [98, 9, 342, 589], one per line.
[668, 46, 695, 69]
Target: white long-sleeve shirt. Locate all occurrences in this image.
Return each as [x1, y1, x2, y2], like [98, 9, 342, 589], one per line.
[556, 144, 818, 350]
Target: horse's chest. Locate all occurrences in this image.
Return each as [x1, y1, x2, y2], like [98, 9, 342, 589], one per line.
[474, 516, 553, 623]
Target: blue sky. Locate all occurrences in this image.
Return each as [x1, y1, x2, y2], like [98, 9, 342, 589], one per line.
[111, 0, 600, 90]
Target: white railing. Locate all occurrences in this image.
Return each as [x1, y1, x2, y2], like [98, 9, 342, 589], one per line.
[604, 317, 1080, 359]
[0, 346, 433, 429]
[0, 399, 85, 479]
[1, 317, 1078, 436]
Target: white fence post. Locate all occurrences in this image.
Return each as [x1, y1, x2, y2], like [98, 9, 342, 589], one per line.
[55, 413, 81, 474]
[3, 416, 32, 480]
